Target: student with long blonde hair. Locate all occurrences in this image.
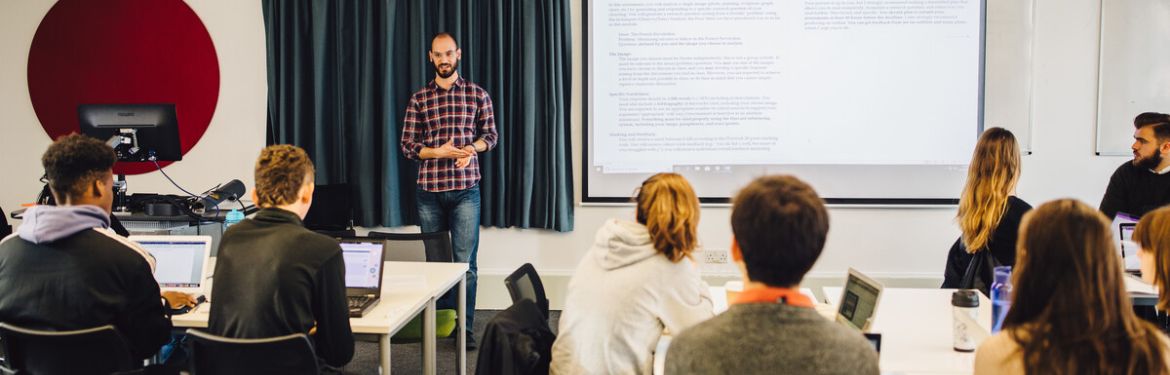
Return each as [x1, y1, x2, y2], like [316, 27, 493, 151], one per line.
[943, 127, 1031, 294]
[551, 173, 714, 374]
[975, 199, 1170, 375]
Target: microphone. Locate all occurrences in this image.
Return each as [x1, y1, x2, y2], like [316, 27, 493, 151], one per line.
[192, 179, 246, 214]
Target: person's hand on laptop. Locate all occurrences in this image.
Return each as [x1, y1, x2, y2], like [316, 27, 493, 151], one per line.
[162, 291, 199, 309]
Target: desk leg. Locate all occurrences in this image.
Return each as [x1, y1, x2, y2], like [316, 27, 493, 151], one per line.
[379, 333, 391, 374]
[458, 275, 467, 375]
[424, 297, 437, 375]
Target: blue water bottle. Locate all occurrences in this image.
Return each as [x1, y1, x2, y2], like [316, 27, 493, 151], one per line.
[990, 266, 1013, 333]
[224, 209, 245, 230]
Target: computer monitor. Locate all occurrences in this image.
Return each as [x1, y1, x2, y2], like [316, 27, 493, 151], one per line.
[78, 103, 182, 162]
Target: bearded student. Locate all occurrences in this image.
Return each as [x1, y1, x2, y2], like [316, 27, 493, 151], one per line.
[1100, 112, 1170, 220]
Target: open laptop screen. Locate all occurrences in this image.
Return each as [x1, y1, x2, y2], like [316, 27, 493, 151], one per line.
[839, 270, 882, 331]
[138, 239, 208, 288]
[341, 241, 384, 289]
[1120, 223, 1140, 271]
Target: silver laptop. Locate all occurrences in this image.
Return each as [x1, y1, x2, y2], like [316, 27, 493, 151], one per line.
[130, 235, 213, 296]
[1120, 223, 1141, 272]
[836, 268, 884, 332]
[339, 238, 386, 317]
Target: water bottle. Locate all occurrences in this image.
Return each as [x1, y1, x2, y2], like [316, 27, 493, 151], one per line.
[224, 208, 245, 230]
[990, 266, 1013, 333]
[952, 289, 980, 352]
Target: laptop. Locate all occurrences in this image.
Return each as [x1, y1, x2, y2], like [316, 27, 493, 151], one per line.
[339, 238, 386, 317]
[1119, 222, 1142, 273]
[304, 184, 352, 231]
[130, 235, 213, 297]
[836, 268, 884, 332]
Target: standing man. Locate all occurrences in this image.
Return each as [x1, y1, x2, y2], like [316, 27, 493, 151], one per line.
[1100, 112, 1170, 219]
[401, 31, 498, 349]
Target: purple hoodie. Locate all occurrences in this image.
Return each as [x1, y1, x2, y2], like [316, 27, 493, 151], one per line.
[17, 205, 110, 244]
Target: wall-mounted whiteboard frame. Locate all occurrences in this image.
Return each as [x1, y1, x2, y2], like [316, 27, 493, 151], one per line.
[984, 0, 1037, 155]
[1096, 0, 1170, 156]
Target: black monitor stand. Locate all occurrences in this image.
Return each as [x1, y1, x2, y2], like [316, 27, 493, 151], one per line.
[113, 174, 129, 212]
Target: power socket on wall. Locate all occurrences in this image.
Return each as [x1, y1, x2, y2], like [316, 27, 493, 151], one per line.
[702, 249, 729, 264]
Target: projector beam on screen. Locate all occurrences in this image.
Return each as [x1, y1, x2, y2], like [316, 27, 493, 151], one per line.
[584, 0, 986, 203]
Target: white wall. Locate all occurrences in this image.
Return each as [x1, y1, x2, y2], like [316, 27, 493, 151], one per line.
[0, 0, 267, 221]
[0, 0, 1128, 307]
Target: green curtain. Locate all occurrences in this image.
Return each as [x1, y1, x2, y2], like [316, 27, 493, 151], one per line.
[262, 0, 574, 231]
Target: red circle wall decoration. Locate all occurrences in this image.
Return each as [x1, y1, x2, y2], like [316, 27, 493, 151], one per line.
[27, 0, 220, 175]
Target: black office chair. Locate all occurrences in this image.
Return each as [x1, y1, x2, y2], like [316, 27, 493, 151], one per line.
[505, 263, 550, 321]
[367, 231, 459, 342]
[185, 330, 318, 375]
[0, 206, 11, 238]
[0, 323, 138, 375]
[367, 230, 455, 262]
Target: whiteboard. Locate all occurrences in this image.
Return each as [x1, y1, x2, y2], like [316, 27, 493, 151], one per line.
[1096, 0, 1170, 156]
[985, 0, 1037, 154]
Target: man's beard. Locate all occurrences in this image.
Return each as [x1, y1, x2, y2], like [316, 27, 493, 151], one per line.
[434, 60, 458, 79]
[1135, 151, 1163, 170]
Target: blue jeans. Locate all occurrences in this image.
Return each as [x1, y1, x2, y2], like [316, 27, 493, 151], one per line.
[416, 185, 479, 339]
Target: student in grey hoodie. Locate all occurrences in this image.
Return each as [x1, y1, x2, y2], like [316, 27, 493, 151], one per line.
[551, 173, 714, 375]
[0, 134, 187, 361]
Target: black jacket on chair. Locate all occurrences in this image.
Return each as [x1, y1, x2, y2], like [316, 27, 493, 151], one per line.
[476, 299, 555, 375]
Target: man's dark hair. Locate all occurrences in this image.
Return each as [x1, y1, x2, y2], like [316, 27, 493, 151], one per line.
[1135, 112, 1170, 127]
[731, 175, 829, 287]
[42, 133, 116, 201]
[431, 31, 458, 49]
[1135, 112, 1170, 143]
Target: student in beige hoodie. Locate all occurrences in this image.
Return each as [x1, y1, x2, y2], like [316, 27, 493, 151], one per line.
[551, 173, 714, 374]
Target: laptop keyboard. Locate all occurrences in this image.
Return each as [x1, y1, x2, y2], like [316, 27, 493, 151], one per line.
[348, 296, 371, 309]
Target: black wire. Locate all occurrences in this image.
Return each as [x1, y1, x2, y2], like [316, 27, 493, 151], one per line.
[152, 160, 201, 198]
[150, 159, 221, 222]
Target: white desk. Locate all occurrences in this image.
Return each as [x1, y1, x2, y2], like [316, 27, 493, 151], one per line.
[825, 287, 991, 375]
[172, 261, 468, 375]
[656, 287, 991, 375]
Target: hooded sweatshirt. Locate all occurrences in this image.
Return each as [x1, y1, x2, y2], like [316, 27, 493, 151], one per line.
[15, 205, 154, 270]
[0, 204, 171, 360]
[551, 219, 714, 375]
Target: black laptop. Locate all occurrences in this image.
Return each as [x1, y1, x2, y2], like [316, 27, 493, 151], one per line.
[339, 238, 386, 317]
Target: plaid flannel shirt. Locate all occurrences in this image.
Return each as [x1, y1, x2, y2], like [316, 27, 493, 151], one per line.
[400, 77, 498, 192]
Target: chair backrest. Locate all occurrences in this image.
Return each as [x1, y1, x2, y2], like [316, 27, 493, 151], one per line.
[185, 330, 318, 375]
[0, 323, 135, 375]
[368, 230, 454, 263]
[0, 206, 10, 238]
[505, 263, 550, 320]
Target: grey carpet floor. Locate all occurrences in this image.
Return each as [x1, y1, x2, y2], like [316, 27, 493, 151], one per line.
[342, 309, 561, 374]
